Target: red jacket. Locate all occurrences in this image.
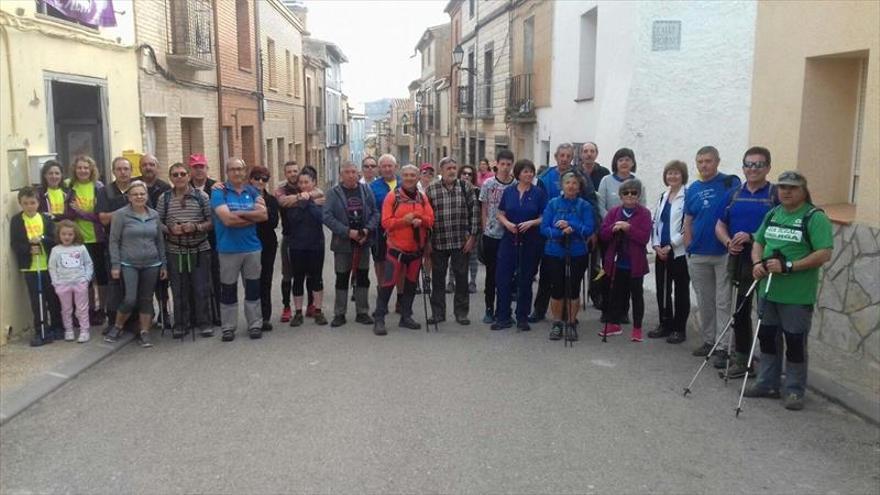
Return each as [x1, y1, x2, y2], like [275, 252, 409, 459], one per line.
[381, 188, 434, 253]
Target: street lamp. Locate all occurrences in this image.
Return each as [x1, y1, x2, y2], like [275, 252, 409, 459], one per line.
[451, 44, 475, 75]
[451, 44, 478, 166]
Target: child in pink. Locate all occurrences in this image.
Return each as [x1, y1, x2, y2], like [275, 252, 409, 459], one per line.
[48, 220, 94, 343]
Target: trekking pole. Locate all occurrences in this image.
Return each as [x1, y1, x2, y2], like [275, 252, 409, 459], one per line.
[599, 231, 622, 343]
[563, 234, 575, 347]
[682, 277, 759, 397]
[35, 250, 47, 342]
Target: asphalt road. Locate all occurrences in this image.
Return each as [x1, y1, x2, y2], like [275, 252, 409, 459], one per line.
[1, 247, 878, 494]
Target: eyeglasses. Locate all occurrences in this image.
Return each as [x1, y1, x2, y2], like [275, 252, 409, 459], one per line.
[742, 161, 768, 170]
[171, 172, 188, 178]
[252, 176, 270, 182]
[620, 190, 640, 197]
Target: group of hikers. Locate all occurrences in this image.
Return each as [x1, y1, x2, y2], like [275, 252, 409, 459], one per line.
[12, 142, 833, 410]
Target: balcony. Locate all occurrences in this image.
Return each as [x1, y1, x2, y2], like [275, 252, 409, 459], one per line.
[457, 86, 473, 116]
[506, 74, 535, 123]
[167, 0, 215, 71]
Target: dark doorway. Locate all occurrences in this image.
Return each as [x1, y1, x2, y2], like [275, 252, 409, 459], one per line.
[51, 81, 105, 178]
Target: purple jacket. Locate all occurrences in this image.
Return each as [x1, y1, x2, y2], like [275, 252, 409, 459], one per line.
[600, 204, 652, 278]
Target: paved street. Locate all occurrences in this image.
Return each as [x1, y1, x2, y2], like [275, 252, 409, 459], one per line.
[1, 249, 879, 494]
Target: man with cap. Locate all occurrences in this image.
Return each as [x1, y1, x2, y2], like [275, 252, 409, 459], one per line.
[746, 170, 832, 411]
[188, 153, 221, 325]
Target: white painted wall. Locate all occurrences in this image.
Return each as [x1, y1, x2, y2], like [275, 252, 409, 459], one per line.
[541, 0, 757, 207]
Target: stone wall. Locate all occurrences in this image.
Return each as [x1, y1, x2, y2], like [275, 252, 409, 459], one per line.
[815, 222, 880, 363]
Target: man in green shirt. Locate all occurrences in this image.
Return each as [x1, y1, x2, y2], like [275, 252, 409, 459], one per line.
[746, 171, 833, 410]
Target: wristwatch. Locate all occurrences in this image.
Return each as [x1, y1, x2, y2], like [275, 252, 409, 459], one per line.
[785, 260, 793, 273]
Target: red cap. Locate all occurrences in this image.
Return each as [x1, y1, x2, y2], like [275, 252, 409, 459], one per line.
[420, 162, 434, 172]
[188, 153, 207, 167]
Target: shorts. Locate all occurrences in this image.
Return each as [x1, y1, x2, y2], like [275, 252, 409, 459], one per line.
[543, 254, 588, 300]
[758, 299, 814, 335]
[371, 229, 388, 262]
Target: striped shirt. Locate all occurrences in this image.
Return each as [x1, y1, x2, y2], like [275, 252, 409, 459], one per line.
[426, 179, 480, 251]
[155, 187, 212, 254]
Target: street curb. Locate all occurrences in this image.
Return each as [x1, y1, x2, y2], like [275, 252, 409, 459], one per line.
[0, 334, 134, 426]
[808, 367, 880, 425]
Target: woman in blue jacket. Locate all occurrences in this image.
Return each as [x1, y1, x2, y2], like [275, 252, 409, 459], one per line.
[540, 172, 596, 342]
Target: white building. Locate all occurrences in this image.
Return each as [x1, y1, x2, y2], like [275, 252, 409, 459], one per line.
[540, 0, 757, 205]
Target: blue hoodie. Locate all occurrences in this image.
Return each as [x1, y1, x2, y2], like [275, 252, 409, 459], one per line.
[540, 196, 595, 258]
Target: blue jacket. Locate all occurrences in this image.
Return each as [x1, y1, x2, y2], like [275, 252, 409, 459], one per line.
[540, 196, 596, 258]
[369, 176, 401, 221]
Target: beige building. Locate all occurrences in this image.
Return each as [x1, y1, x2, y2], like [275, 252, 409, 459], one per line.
[414, 23, 452, 165]
[507, 0, 551, 161]
[135, 0, 219, 176]
[303, 52, 327, 184]
[749, 1, 880, 389]
[389, 98, 415, 164]
[0, 1, 142, 344]
[260, 0, 306, 183]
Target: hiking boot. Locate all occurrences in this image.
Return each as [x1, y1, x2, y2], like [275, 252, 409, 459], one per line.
[692, 342, 713, 357]
[373, 319, 387, 336]
[549, 322, 563, 341]
[712, 350, 730, 369]
[248, 327, 262, 340]
[261, 322, 273, 332]
[399, 317, 421, 330]
[743, 385, 780, 399]
[77, 329, 90, 343]
[666, 331, 686, 344]
[516, 320, 531, 332]
[724, 353, 751, 379]
[784, 393, 805, 411]
[482, 309, 495, 324]
[30, 332, 52, 347]
[139, 331, 153, 348]
[331, 315, 347, 327]
[527, 312, 545, 323]
[104, 325, 122, 343]
[647, 323, 671, 339]
[280, 306, 292, 323]
[313, 311, 328, 326]
[631, 327, 643, 342]
[221, 330, 235, 342]
[64, 329, 76, 342]
[455, 316, 471, 326]
[306, 305, 316, 317]
[426, 316, 445, 325]
[355, 313, 374, 325]
[491, 319, 513, 331]
[598, 323, 622, 337]
[290, 312, 304, 327]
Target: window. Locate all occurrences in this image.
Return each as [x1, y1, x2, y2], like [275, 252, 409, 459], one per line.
[469, 0, 474, 19]
[180, 118, 204, 161]
[483, 44, 493, 113]
[294, 56, 301, 97]
[523, 16, 535, 74]
[285, 50, 292, 95]
[241, 126, 255, 169]
[577, 8, 598, 101]
[267, 38, 277, 89]
[652, 21, 681, 51]
[235, 0, 252, 69]
[144, 117, 168, 166]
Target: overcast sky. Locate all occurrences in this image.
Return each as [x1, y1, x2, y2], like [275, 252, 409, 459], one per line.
[302, 0, 449, 112]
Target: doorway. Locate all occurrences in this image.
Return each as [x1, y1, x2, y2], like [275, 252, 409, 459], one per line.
[46, 78, 108, 178]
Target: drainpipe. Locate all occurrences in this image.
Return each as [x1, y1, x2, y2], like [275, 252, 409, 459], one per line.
[212, 0, 224, 177]
[254, 0, 265, 166]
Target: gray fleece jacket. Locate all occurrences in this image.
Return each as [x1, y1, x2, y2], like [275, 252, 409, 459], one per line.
[109, 205, 166, 269]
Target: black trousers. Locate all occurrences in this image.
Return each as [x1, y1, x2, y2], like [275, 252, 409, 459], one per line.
[654, 254, 690, 334]
[481, 236, 501, 311]
[532, 241, 551, 316]
[260, 239, 278, 321]
[729, 251, 754, 354]
[431, 248, 469, 319]
[608, 268, 645, 327]
[24, 271, 63, 337]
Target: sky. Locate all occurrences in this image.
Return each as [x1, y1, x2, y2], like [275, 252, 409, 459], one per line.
[302, 0, 450, 112]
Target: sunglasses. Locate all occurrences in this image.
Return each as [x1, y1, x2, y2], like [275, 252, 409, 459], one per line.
[251, 175, 270, 182]
[363, 164, 377, 169]
[460, 172, 473, 176]
[620, 190, 640, 197]
[742, 161, 768, 170]
[171, 172, 189, 178]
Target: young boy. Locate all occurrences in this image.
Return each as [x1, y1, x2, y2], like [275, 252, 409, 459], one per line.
[11, 186, 62, 346]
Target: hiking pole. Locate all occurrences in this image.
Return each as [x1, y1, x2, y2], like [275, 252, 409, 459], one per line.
[35, 251, 47, 342]
[599, 231, 622, 343]
[563, 234, 575, 347]
[413, 225, 431, 333]
[682, 277, 759, 397]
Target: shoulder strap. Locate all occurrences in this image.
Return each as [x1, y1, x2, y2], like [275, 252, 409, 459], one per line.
[723, 174, 735, 189]
[801, 206, 823, 251]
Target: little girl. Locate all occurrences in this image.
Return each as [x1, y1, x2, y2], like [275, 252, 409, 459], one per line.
[48, 220, 94, 343]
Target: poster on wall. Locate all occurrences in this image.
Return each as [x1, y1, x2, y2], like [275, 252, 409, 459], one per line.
[7, 149, 28, 190]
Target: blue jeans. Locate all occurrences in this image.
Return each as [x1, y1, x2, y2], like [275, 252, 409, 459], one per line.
[495, 235, 541, 323]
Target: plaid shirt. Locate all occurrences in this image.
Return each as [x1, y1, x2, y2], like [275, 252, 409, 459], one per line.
[426, 179, 480, 251]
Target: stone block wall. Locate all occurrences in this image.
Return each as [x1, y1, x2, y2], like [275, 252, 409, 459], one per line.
[815, 222, 880, 363]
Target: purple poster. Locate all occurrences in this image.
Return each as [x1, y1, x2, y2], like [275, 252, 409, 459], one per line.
[43, 0, 117, 28]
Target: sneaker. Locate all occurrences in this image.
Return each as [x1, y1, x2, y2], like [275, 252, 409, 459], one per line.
[199, 327, 215, 337]
[468, 282, 477, 294]
[331, 315, 347, 327]
[527, 312, 545, 323]
[631, 327, 643, 342]
[723, 361, 751, 380]
[647, 323, 671, 339]
[743, 385, 781, 399]
[373, 319, 387, 336]
[482, 309, 495, 324]
[491, 319, 513, 331]
[306, 305, 317, 318]
[784, 393, 805, 411]
[290, 312, 305, 327]
[549, 322, 563, 341]
[221, 330, 235, 342]
[399, 317, 421, 330]
[280, 307, 292, 323]
[314, 311, 328, 326]
[104, 325, 122, 343]
[597, 324, 622, 337]
[139, 331, 153, 348]
[666, 331, 686, 344]
[261, 322, 273, 332]
[692, 342, 713, 357]
[248, 327, 262, 340]
[712, 350, 730, 369]
[64, 330, 76, 342]
[516, 320, 531, 332]
[30, 333, 51, 347]
[355, 313, 374, 325]
[77, 329, 90, 343]
[172, 326, 186, 339]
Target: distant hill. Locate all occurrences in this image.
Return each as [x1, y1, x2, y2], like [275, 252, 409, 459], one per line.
[364, 98, 393, 133]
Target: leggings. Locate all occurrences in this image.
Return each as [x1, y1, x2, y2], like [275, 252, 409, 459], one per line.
[118, 265, 160, 315]
[290, 248, 325, 296]
[607, 268, 644, 327]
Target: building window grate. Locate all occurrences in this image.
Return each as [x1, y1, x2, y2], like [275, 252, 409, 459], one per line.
[652, 20, 681, 51]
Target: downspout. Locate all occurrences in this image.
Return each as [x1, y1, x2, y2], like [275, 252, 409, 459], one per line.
[212, 0, 223, 177]
[254, 0, 265, 166]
